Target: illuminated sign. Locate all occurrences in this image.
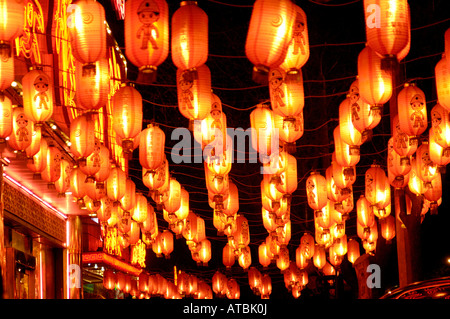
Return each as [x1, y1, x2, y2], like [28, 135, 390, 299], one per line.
[104, 227, 122, 257]
[16, 0, 45, 65]
[131, 239, 146, 268]
[82, 252, 142, 276]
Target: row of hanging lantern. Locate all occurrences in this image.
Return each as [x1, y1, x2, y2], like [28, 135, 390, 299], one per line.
[103, 269, 214, 299]
[212, 271, 241, 299]
[244, 0, 307, 284]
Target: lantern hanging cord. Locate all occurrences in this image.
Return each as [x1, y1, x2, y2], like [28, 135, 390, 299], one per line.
[308, 0, 361, 6]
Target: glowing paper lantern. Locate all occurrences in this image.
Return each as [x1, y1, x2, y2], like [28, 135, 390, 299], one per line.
[258, 242, 271, 267]
[313, 244, 326, 269]
[94, 144, 111, 186]
[120, 178, 136, 213]
[80, 139, 102, 183]
[398, 83, 427, 140]
[347, 79, 382, 134]
[41, 145, 62, 185]
[435, 55, 450, 111]
[250, 104, 276, 156]
[27, 138, 48, 177]
[334, 125, 361, 167]
[163, 178, 181, 214]
[408, 158, 427, 196]
[112, 84, 143, 153]
[306, 171, 327, 212]
[365, 164, 390, 210]
[125, 0, 169, 77]
[0, 93, 12, 141]
[387, 137, 411, 186]
[22, 68, 54, 124]
[139, 123, 165, 171]
[356, 195, 375, 231]
[392, 114, 417, 158]
[194, 93, 227, 149]
[171, 1, 208, 70]
[339, 97, 364, 149]
[415, 142, 439, 187]
[280, 4, 309, 72]
[245, 0, 295, 73]
[69, 0, 106, 66]
[8, 107, 33, 151]
[222, 243, 235, 268]
[54, 159, 72, 196]
[430, 103, 450, 156]
[364, 0, 409, 57]
[0, 54, 14, 91]
[103, 269, 116, 290]
[380, 215, 396, 242]
[357, 46, 392, 109]
[75, 58, 110, 111]
[273, 112, 304, 145]
[269, 68, 304, 118]
[347, 238, 361, 264]
[69, 166, 88, 205]
[176, 64, 212, 121]
[70, 113, 96, 162]
[106, 166, 127, 205]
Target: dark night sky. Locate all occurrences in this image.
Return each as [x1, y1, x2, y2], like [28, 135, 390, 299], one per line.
[101, 0, 450, 299]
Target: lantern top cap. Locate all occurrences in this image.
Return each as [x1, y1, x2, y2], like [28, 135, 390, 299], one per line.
[180, 1, 198, 7]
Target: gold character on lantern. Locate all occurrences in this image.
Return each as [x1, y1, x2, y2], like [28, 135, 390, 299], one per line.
[421, 150, 433, 177]
[16, 114, 29, 142]
[431, 110, 443, 142]
[306, 179, 316, 205]
[179, 70, 196, 110]
[269, 69, 285, 108]
[136, 0, 160, 50]
[292, 13, 306, 55]
[366, 173, 374, 195]
[410, 94, 425, 128]
[33, 76, 50, 110]
[349, 85, 360, 122]
[394, 122, 408, 150]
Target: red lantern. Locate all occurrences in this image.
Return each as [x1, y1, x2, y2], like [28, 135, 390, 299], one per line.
[22, 68, 54, 124]
[119, 178, 136, 213]
[106, 165, 127, 205]
[273, 112, 304, 145]
[171, 1, 208, 70]
[430, 103, 450, 156]
[280, 4, 309, 72]
[55, 158, 72, 197]
[0, 54, 14, 91]
[112, 84, 143, 153]
[75, 58, 109, 112]
[41, 145, 62, 186]
[248, 267, 262, 293]
[347, 238, 360, 264]
[260, 274, 272, 299]
[357, 46, 393, 108]
[348, 79, 382, 134]
[238, 246, 252, 270]
[365, 164, 390, 210]
[194, 93, 227, 149]
[392, 114, 418, 158]
[408, 158, 427, 196]
[424, 172, 442, 210]
[415, 142, 439, 187]
[222, 243, 235, 268]
[103, 269, 116, 290]
[27, 138, 48, 177]
[339, 97, 364, 149]
[380, 215, 396, 243]
[94, 143, 111, 186]
[334, 125, 360, 167]
[79, 139, 102, 183]
[70, 113, 96, 163]
[429, 126, 450, 170]
[313, 244, 326, 269]
[435, 55, 450, 111]
[125, 0, 169, 77]
[398, 83, 427, 140]
[139, 123, 165, 171]
[69, 166, 88, 205]
[0, 0, 24, 56]
[258, 242, 271, 268]
[163, 178, 182, 214]
[0, 93, 11, 143]
[269, 68, 304, 118]
[176, 64, 211, 122]
[245, 0, 295, 72]
[69, 0, 106, 67]
[364, 0, 409, 57]
[356, 195, 375, 232]
[306, 171, 327, 212]
[250, 104, 276, 156]
[387, 137, 411, 188]
[212, 271, 227, 297]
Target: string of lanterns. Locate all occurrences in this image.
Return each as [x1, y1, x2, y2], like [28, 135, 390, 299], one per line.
[0, 0, 448, 299]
